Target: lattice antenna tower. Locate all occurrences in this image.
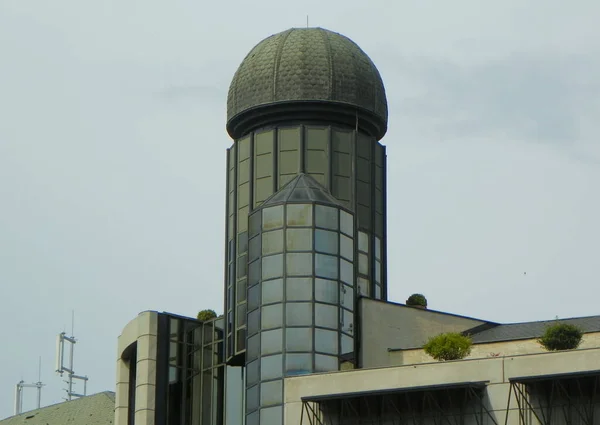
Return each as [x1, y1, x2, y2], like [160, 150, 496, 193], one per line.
[13, 357, 44, 415]
[55, 311, 89, 401]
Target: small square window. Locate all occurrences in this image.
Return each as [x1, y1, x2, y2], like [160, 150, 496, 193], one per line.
[315, 303, 338, 329]
[260, 380, 283, 407]
[248, 308, 260, 335]
[237, 254, 248, 278]
[315, 328, 338, 354]
[340, 259, 353, 285]
[238, 231, 249, 253]
[236, 304, 247, 327]
[315, 254, 338, 279]
[249, 260, 261, 286]
[315, 205, 339, 230]
[286, 328, 313, 351]
[262, 254, 283, 280]
[315, 279, 338, 304]
[315, 354, 338, 372]
[286, 228, 312, 251]
[286, 204, 312, 227]
[286, 303, 312, 326]
[263, 206, 284, 230]
[262, 279, 284, 305]
[248, 285, 260, 311]
[285, 353, 312, 376]
[247, 359, 259, 386]
[340, 211, 354, 236]
[261, 329, 283, 355]
[286, 277, 312, 301]
[286, 253, 313, 276]
[260, 354, 283, 381]
[262, 230, 284, 255]
[261, 304, 283, 329]
[237, 279, 247, 303]
[249, 236, 261, 262]
[249, 212, 261, 237]
[340, 234, 353, 261]
[315, 229, 338, 255]
[247, 334, 259, 361]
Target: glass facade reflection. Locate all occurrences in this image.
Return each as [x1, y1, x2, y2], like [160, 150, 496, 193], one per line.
[244, 174, 356, 425]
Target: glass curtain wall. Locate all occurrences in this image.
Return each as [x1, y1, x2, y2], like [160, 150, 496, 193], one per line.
[245, 196, 356, 425]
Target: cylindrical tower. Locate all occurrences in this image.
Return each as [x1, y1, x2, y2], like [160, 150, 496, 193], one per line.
[223, 28, 389, 373]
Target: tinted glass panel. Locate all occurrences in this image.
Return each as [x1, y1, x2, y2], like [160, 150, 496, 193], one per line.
[247, 384, 259, 412]
[261, 329, 283, 355]
[238, 231, 249, 253]
[315, 328, 338, 354]
[248, 285, 260, 311]
[315, 205, 339, 230]
[340, 284, 353, 309]
[340, 259, 353, 285]
[286, 277, 312, 301]
[358, 231, 369, 253]
[375, 237, 381, 260]
[286, 303, 312, 326]
[247, 334, 259, 361]
[236, 304, 247, 327]
[375, 284, 382, 299]
[286, 204, 312, 227]
[315, 354, 338, 372]
[358, 253, 368, 275]
[249, 212, 261, 237]
[314, 229, 338, 255]
[249, 236, 261, 262]
[286, 353, 312, 375]
[315, 254, 338, 279]
[262, 279, 284, 305]
[262, 254, 283, 280]
[375, 260, 381, 283]
[286, 328, 313, 351]
[260, 354, 283, 381]
[247, 411, 259, 425]
[248, 309, 260, 335]
[262, 230, 284, 255]
[261, 304, 283, 329]
[249, 260, 260, 286]
[247, 359, 259, 386]
[340, 234, 353, 261]
[315, 303, 338, 329]
[341, 334, 353, 354]
[286, 228, 312, 251]
[342, 308, 354, 335]
[315, 279, 338, 304]
[340, 211, 353, 236]
[263, 206, 284, 230]
[260, 380, 283, 407]
[237, 278, 247, 303]
[286, 253, 313, 276]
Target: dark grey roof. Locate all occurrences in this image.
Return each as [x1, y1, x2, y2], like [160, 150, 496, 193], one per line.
[260, 173, 344, 207]
[469, 315, 600, 344]
[0, 391, 114, 425]
[227, 27, 388, 137]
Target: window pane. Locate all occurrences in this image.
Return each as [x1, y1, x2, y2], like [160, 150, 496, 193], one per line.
[358, 253, 368, 275]
[340, 284, 353, 309]
[263, 206, 284, 230]
[315, 254, 338, 279]
[286, 253, 313, 276]
[261, 329, 283, 355]
[262, 230, 284, 255]
[314, 229, 338, 255]
[237, 254, 248, 278]
[315, 328, 338, 354]
[286, 303, 312, 326]
[357, 277, 370, 297]
[286, 228, 312, 251]
[247, 411, 259, 425]
[342, 309, 354, 335]
[375, 284, 382, 299]
[249, 260, 261, 286]
[248, 285, 260, 311]
[286, 204, 312, 227]
[358, 231, 369, 253]
[237, 278, 247, 303]
[262, 254, 283, 280]
[341, 334, 353, 354]
[340, 234, 353, 261]
[261, 304, 283, 329]
[247, 334, 259, 361]
[261, 354, 283, 381]
[340, 259, 353, 284]
[375, 237, 381, 260]
[375, 260, 381, 284]
[247, 359, 259, 386]
[315, 279, 338, 304]
[249, 212, 261, 237]
[340, 211, 353, 236]
[249, 236, 261, 262]
[260, 380, 282, 407]
[262, 279, 284, 305]
[286, 328, 313, 351]
[260, 406, 282, 425]
[315, 354, 338, 372]
[315, 303, 338, 329]
[285, 353, 312, 376]
[238, 231, 249, 253]
[237, 304, 247, 327]
[247, 384, 259, 412]
[248, 309, 260, 335]
[286, 277, 312, 301]
[315, 205, 338, 230]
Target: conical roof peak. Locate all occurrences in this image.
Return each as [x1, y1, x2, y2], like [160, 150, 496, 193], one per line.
[261, 173, 343, 207]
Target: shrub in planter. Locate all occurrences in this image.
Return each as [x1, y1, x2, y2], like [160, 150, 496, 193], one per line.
[538, 323, 583, 351]
[406, 293, 427, 308]
[424, 332, 472, 361]
[197, 309, 217, 322]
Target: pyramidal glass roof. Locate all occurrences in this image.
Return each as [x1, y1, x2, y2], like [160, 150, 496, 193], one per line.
[261, 173, 344, 207]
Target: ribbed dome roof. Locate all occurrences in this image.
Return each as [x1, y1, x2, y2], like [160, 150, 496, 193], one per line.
[226, 27, 388, 140]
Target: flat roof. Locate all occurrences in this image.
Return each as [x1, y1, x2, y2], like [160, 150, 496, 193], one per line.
[509, 369, 600, 384]
[301, 381, 488, 402]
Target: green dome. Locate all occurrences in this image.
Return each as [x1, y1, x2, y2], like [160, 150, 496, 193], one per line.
[226, 27, 388, 140]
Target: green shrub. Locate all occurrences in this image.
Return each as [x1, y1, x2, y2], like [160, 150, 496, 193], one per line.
[197, 309, 217, 322]
[406, 293, 427, 307]
[538, 323, 583, 351]
[423, 332, 472, 361]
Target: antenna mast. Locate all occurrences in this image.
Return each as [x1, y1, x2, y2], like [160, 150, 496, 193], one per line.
[13, 357, 44, 415]
[55, 311, 89, 401]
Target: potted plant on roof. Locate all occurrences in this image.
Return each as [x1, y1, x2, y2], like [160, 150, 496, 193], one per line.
[538, 322, 583, 351]
[197, 309, 217, 322]
[423, 332, 472, 361]
[406, 293, 427, 309]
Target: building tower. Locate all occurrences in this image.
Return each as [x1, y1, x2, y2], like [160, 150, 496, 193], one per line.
[223, 27, 389, 424]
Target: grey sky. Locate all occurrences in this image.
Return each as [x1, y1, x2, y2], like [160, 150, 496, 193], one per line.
[1, 0, 599, 418]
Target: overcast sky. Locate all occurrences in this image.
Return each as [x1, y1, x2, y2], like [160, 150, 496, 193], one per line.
[1, 0, 599, 418]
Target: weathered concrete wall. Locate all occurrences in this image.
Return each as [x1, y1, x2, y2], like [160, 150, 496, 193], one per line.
[283, 347, 600, 425]
[359, 298, 487, 368]
[391, 331, 600, 365]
